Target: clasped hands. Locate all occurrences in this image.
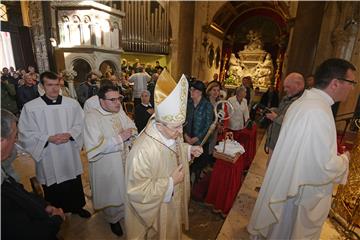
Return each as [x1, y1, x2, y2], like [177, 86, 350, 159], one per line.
[48, 133, 72, 145]
[119, 128, 134, 141]
[45, 205, 65, 221]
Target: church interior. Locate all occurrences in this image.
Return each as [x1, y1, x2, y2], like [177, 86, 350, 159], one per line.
[1, 1, 359, 239]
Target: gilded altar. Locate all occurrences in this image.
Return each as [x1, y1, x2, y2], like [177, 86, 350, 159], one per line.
[225, 30, 274, 91]
[330, 119, 360, 238]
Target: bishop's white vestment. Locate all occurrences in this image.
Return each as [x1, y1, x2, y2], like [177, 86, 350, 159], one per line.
[84, 106, 136, 212]
[247, 88, 349, 239]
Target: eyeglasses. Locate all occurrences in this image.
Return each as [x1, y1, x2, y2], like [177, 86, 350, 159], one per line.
[104, 96, 123, 102]
[337, 78, 357, 85]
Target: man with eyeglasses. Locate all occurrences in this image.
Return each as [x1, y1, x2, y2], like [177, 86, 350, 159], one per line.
[248, 58, 356, 239]
[125, 70, 203, 239]
[18, 71, 91, 219]
[84, 85, 137, 236]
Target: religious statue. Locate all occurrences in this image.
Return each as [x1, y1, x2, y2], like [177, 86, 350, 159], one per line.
[254, 53, 274, 88]
[225, 30, 274, 90]
[244, 30, 263, 51]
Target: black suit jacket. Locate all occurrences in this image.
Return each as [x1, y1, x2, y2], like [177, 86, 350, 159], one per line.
[1, 176, 63, 240]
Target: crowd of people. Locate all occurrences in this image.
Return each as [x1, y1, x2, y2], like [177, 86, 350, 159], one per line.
[1, 57, 355, 239]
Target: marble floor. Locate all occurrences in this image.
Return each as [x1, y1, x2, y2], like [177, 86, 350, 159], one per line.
[10, 130, 346, 239]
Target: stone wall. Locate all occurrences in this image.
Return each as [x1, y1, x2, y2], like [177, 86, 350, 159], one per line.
[191, 1, 224, 81]
[314, 2, 360, 121]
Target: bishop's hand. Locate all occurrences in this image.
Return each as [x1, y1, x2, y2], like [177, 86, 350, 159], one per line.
[119, 128, 133, 141]
[171, 164, 184, 185]
[190, 145, 203, 158]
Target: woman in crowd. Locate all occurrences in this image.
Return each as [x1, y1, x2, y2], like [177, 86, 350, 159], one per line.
[206, 81, 222, 158]
[184, 80, 213, 183]
[228, 86, 250, 131]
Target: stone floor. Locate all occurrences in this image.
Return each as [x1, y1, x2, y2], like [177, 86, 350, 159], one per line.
[217, 137, 346, 240]
[10, 126, 347, 239]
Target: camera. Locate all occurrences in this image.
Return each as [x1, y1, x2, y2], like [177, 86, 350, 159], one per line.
[250, 103, 273, 128]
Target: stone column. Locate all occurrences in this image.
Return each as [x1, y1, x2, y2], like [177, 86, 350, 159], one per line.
[29, 1, 49, 72]
[330, 2, 360, 125]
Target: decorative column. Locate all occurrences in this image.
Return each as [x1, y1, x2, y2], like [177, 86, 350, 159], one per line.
[29, 1, 49, 72]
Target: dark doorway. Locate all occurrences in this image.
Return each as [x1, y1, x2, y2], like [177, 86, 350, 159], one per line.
[73, 58, 91, 86]
[99, 60, 117, 79]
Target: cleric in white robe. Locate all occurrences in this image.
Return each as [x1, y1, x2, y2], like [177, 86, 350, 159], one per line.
[18, 71, 90, 218]
[247, 58, 356, 239]
[83, 79, 114, 112]
[84, 85, 137, 236]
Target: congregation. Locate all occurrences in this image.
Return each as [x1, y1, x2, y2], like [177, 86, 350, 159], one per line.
[1, 57, 356, 239]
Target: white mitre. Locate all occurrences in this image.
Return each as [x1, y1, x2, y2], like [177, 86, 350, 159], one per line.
[154, 70, 188, 124]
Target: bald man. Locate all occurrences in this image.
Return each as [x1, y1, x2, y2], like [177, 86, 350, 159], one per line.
[265, 72, 305, 160]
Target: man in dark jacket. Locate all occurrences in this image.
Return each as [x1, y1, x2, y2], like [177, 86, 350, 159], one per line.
[134, 90, 154, 132]
[76, 72, 99, 107]
[265, 72, 305, 160]
[16, 73, 39, 110]
[1, 109, 65, 239]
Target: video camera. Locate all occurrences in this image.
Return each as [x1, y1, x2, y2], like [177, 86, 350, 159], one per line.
[250, 103, 273, 128]
[251, 103, 272, 117]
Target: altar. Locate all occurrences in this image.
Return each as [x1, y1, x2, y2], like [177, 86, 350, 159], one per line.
[225, 30, 275, 92]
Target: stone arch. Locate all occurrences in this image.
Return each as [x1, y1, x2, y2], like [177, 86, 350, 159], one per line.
[102, 20, 111, 48]
[99, 60, 118, 78]
[72, 58, 92, 85]
[60, 15, 70, 44]
[82, 15, 92, 45]
[111, 21, 120, 49]
[83, 15, 91, 23]
[211, 2, 291, 87]
[70, 15, 81, 45]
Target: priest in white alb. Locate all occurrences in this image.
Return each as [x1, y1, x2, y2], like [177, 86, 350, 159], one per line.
[247, 58, 355, 239]
[18, 71, 91, 218]
[84, 85, 137, 236]
[125, 70, 203, 239]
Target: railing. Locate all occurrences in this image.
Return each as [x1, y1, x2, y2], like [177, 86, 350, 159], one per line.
[335, 112, 358, 144]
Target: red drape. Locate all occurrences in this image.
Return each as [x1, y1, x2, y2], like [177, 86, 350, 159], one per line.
[205, 154, 245, 215]
[205, 124, 257, 215]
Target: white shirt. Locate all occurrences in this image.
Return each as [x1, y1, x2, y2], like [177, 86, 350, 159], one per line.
[128, 72, 151, 98]
[228, 96, 250, 131]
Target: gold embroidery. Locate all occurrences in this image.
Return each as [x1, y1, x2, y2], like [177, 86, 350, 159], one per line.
[161, 79, 187, 123]
[86, 136, 105, 154]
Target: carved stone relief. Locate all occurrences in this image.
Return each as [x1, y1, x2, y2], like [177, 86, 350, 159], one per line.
[29, 1, 49, 73]
[226, 30, 274, 90]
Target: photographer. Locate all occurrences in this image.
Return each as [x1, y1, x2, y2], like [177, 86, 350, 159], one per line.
[265, 72, 305, 162]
